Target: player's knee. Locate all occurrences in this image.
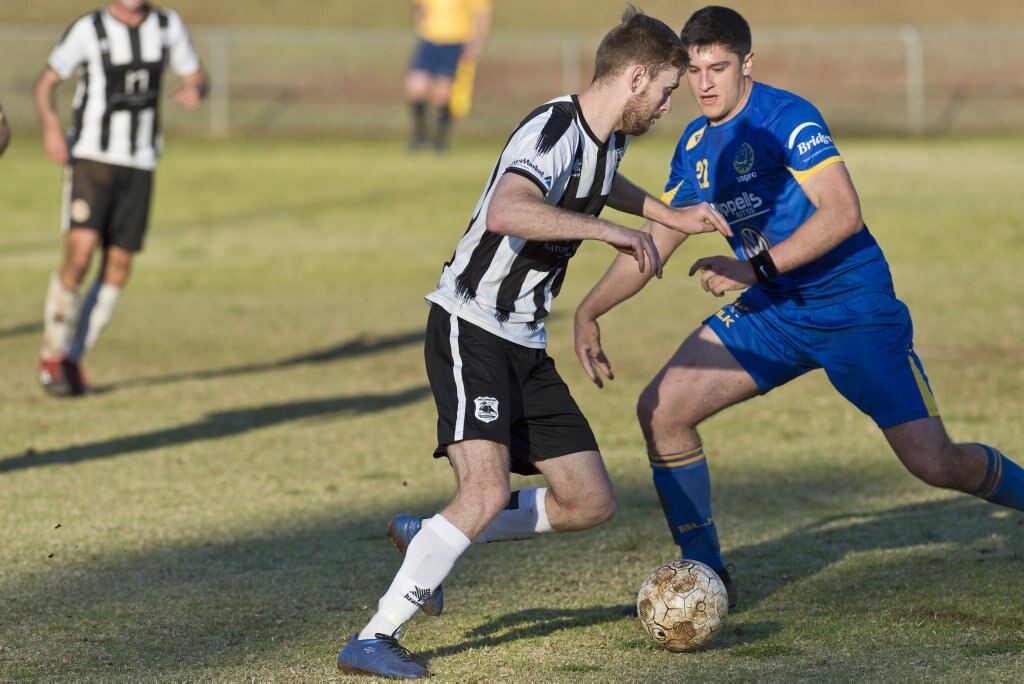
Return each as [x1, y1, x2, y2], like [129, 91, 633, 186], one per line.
[582, 481, 617, 527]
[637, 384, 696, 440]
[554, 481, 616, 530]
[636, 384, 659, 435]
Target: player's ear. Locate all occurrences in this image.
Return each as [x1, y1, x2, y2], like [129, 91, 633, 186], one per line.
[741, 52, 754, 77]
[629, 64, 647, 92]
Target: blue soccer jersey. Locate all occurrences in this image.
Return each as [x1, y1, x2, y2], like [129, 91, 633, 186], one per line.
[664, 82, 893, 306]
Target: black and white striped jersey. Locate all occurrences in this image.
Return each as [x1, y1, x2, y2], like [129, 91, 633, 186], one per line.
[426, 94, 628, 349]
[47, 7, 200, 171]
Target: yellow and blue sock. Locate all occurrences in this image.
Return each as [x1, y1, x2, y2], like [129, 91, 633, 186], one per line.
[971, 444, 1024, 512]
[649, 447, 723, 571]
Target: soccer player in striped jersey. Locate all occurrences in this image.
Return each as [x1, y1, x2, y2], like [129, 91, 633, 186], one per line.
[575, 6, 1024, 611]
[34, 0, 207, 396]
[338, 7, 731, 679]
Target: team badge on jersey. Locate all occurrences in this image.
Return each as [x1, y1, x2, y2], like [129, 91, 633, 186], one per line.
[733, 143, 755, 174]
[474, 396, 499, 423]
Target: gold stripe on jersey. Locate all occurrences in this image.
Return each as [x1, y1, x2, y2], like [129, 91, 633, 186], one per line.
[908, 354, 940, 417]
[787, 155, 843, 185]
[661, 182, 683, 206]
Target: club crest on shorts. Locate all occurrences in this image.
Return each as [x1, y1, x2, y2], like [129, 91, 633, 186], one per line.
[70, 198, 91, 223]
[474, 396, 499, 423]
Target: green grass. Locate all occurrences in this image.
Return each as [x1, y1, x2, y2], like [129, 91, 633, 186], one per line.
[1, 133, 1022, 681]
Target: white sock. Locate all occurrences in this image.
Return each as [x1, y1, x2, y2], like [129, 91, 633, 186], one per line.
[41, 272, 78, 360]
[69, 281, 122, 361]
[473, 488, 553, 543]
[359, 514, 470, 640]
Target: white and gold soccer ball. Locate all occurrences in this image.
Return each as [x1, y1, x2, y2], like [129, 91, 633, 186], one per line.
[636, 559, 728, 652]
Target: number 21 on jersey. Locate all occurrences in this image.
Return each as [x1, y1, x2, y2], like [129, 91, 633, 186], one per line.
[695, 159, 710, 189]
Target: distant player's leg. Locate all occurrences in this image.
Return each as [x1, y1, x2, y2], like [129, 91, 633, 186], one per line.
[339, 439, 508, 679]
[405, 69, 431, 149]
[426, 44, 461, 152]
[39, 228, 97, 394]
[405, 39, 436, 150]
[68, 246, 130, 364]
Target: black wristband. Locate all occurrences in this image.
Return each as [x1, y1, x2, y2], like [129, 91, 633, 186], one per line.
[749, 250, 778, 283]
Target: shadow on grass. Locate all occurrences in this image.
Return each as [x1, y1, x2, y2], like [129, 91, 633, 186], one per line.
[0, 320, 41, 338]
[2, 476, 1017, 678]
[719, 494, 1023, 617]
[0, 385, 430, 474]
[95, 329, 424, 392]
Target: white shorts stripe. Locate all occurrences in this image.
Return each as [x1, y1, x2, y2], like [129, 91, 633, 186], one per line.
[448, 314, 467, 440]
[60, 164, 73, 233]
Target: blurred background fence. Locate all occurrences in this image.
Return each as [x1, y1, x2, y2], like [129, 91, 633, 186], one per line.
[2, 23, 1023, 139]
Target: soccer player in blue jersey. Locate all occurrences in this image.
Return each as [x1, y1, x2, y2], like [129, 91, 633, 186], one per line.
[574, 5, 1024, 609]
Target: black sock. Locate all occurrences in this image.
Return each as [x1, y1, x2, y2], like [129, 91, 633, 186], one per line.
[410, 101, 427, 144]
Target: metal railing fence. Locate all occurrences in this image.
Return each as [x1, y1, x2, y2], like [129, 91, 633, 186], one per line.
[1, 24, 1022, 139]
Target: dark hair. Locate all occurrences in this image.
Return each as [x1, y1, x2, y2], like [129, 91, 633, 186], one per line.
[680, 6, 752, 59]
[592, 4, 685, 83]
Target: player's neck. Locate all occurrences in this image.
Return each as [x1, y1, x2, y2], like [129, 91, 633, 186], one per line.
[107, 2, 151, 28]
[574, 84, 623, 143]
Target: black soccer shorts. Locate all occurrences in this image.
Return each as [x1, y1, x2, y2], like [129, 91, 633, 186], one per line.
[424, 303, 599, 476]
[63, 158, 153, 252]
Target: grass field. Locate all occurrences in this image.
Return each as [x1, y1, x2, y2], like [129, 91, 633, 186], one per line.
[1, 132, 1023, 681]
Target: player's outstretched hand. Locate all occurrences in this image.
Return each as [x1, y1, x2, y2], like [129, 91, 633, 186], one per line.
[663, 202, 732, 238]
[604, 225, 663, 278]
[574, 314, 613, 388]
[688, 255, 757, 297]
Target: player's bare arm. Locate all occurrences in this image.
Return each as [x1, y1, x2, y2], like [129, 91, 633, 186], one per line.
[574, 219, 689, 388]
[34, 67, 67, 164]
[607, 173, 732, 238]
[487, 172, 663, 277]
[173, 68, 209, 111]
[689, 162, 864, 297]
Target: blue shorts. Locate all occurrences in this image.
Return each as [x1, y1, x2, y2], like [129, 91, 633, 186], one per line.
[704, 288, 939, 429]
[410, 39, 464, 78]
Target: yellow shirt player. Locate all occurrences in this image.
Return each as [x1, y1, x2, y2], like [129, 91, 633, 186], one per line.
[406, 0, 491, 152]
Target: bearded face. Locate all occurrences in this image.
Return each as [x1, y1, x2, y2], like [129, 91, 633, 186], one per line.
[620, 89, 659, 136]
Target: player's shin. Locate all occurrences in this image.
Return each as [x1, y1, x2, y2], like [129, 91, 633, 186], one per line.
[649, 447, 724, 571]
[68, 280, 122, 362]
[473, 488, 553, 543]
[359, 514, 470, 639]
[41, 272, 79, 359]
[970, 444, 1024, 512]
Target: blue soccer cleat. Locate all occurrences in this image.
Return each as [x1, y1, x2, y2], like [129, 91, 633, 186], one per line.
[388, 515, 444, 616]
[337, 632, 427, 679]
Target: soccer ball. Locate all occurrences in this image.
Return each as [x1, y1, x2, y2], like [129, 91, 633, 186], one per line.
[636, 559, 728, 652]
